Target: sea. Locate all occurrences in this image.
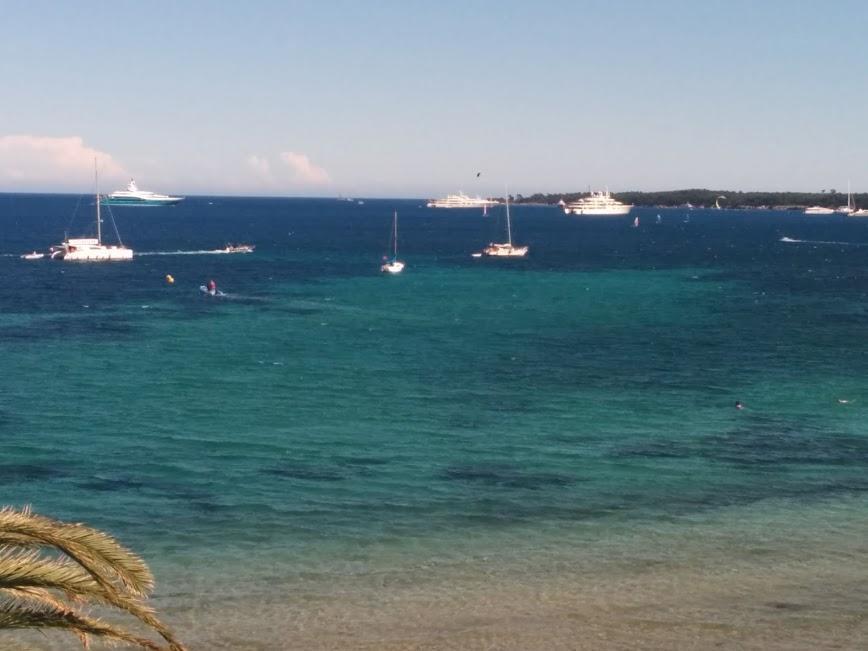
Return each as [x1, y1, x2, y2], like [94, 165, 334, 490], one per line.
[2, 195, 868, 650]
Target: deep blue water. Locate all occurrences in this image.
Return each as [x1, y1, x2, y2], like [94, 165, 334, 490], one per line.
[3, 195, 868, 645]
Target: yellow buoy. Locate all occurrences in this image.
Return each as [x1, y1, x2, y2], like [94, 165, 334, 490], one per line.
[165, 274, 175, 284]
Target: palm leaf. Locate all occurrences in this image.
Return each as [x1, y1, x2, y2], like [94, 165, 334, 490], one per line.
[0, 598, 164, 650]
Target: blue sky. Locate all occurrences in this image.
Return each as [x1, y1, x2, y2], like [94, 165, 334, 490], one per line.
[2, 0, 867, 197]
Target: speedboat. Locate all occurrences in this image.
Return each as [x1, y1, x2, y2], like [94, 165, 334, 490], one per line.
[804, 206, 835, 215]
[101, 179, 184, 206]
[20, 251, 45, 260]
[564, 190, 632, 215]
[217, 244, 255, 254]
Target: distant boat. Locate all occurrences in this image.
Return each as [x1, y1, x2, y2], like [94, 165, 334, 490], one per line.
[427, 192, 499, 209]
[20, 251, 44, 260]
[216, 243, 255, 254]
[837, 182, 855, 214]
[101, 179, 183, 206]
[477, 189, 528, 257]
[804, 206, 835, 215]
[380, 211, 405, 274]
[714, 195, 726, 209]
[50, 161, 133, 261]
[563, 189, 632, 216]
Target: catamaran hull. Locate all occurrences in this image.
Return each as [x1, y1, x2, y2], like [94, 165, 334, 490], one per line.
[59, 248, 133, 261]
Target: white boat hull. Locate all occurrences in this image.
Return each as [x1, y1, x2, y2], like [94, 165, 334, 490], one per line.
[59, 246, 133, 261]
[381, 260, 405, 274]
[482, 243, 528, 257]
[564, 206, 632, 216]
[51, 238, 133, 261]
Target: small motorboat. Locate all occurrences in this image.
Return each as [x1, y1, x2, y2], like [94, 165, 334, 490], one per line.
[21, 251, 45, 260]
[218, 243, 255, 254]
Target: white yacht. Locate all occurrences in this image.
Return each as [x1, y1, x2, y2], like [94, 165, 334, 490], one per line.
[101, 179, 184, 206]
[427, 192, 499, 209]
[563, 190, 632, 216]
[51, 164, 133, 261]
[804, 206, 835, 215]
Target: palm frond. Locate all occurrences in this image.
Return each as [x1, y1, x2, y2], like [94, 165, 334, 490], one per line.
[0, 508, 153, 596]
[0, 599, 164, 650]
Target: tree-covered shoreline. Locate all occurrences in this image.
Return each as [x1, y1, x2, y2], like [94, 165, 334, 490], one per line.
[509, 188, 866, 210]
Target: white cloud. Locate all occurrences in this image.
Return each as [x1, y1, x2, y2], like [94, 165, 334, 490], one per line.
[247, 154, 271, 178]
[0, 135, 127, 190]
[279, 151, 330, 184]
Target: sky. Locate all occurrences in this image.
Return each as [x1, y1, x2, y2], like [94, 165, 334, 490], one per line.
[2, 0, 867, 197]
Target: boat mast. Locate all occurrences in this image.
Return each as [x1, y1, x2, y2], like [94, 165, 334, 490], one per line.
[393, 211, 398, 258]
[94, 158, 101, 244]
[505, 185, 512, 246]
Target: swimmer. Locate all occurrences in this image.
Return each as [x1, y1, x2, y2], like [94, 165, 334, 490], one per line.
[735, 401, 744, 410]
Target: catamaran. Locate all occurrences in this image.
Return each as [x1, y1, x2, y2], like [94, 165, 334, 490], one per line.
[381, 211, 405, 273]
[50, 162, 133, 261]
[478, 189, 528, 257]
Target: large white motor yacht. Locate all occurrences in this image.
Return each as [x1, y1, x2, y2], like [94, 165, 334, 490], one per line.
[803, 206, 835, 215]
[426, 192, 499, 209]
[102, 179, 184, 206]
[563, 190, 632, 216]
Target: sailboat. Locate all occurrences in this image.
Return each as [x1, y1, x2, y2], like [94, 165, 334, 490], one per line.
[380, 211, 405, 274]
[478, 188, 528, 257]
[837, 182, 855, 214]
[841, 182, 868, 216]
[50, 161, 133, 261]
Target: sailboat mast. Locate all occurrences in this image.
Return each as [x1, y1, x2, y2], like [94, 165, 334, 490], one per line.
[393, 211, 398, 257]
[94, 158, 101, 244]
[505, 185, 512, 245]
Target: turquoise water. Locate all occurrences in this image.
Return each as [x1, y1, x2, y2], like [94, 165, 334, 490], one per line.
[2, 196, 868, 648]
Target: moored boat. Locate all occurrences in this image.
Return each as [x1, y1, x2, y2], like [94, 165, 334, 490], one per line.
[50, 162, 133, 262]
[101, 179, 184, 206]
[427, 192, 499, 209]
[564, 190, 632, 216]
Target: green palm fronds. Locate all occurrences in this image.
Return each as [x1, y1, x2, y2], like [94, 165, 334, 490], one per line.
[0, 506, 185, 651]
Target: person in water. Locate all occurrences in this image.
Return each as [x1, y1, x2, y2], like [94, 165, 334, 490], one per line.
[208, 279, 217, 294]
[735, 401, 744, 410]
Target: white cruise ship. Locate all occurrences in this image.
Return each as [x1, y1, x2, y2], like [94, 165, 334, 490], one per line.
[101, 179, 184, 206]
[426, 192, 499, 209]
[563, 190, 632, 216]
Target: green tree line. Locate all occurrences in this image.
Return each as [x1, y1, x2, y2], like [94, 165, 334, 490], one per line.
[510, 188, 867, 209]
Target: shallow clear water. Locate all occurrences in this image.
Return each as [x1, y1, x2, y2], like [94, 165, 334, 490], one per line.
[2, 196, 868, 648]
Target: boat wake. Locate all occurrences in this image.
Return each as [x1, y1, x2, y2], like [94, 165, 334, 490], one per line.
[137, 249, 236, 256]
[780, 236, 867, 247]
